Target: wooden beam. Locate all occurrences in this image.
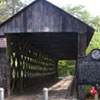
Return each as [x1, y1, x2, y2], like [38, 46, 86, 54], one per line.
[77, 33, 86, 100]
[55, 60, 58, 77]
[0, 49, 8, 95]
[5, 35, 11, 96]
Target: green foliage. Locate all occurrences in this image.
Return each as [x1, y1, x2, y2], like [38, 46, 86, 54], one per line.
[86, 85, 91, 94]
[87, 32, 100, 54]
[86, 85, 93, 98]
[0, 0, 26, 23]
[90, 16, 100, 32]
[58, 60, 75, 77]
[62, 5, 91, 24]
[6, 0, 26, 15]
[0, 1, 6, 8]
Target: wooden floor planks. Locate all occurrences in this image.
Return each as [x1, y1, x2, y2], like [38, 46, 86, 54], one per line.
[5, 76, 77, 100]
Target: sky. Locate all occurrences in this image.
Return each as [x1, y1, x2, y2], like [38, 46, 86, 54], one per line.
[22, 0, 100, 16]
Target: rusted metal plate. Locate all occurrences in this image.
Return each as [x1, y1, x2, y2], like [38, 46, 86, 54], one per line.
[0, 38, 7, 48]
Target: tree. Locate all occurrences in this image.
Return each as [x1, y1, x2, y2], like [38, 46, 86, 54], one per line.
[58, 60, 75, 77]
[0, 0, 26, 23]
[90, 16, 100, 32]
[5, 0, 26, 15]
[62, 5, 91, 24]
[21, 0, 34, 5]
[0, 1, 7, 23]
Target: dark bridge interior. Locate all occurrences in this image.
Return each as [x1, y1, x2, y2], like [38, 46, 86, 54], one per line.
[7, 32, 78, 60]
[5, 32, 78, 94]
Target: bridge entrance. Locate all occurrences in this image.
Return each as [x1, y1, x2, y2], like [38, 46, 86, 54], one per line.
[3, 32, 77, 96]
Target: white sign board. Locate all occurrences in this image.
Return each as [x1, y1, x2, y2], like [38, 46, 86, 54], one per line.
[0, 38, 7, 48]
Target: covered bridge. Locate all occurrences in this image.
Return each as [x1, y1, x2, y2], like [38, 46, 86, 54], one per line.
[0, 0, 94, 99]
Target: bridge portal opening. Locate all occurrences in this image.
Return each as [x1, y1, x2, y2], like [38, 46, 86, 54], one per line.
[58, 60, 76, 77]
[3, 32, 78, 95]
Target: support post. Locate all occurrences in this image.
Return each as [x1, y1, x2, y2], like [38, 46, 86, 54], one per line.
[0, 88, 4, 100]
[43, 88, 48, 100]
[6, 35, 11, 96]
[77, 33, 87, 100]
[95, 94, 98, 100]
[0, 48, 9, 97]
[55, 60, 58, 78]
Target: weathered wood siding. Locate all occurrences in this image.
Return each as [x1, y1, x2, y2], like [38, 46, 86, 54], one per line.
[0, 0, 88, 35]
[0, 49, 7, 95]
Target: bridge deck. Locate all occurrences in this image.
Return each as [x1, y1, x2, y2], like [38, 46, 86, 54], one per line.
[5, 76, 77, 100]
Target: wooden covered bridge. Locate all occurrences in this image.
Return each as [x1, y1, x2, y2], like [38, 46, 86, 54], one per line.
[0, 0, 94, 99]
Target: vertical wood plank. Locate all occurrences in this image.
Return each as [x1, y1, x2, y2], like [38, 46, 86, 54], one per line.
[55, 60, 58, 77]
[0, 49, 7, 93]
[6, 35, 12, 96]
[77, 33, 87, 100]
